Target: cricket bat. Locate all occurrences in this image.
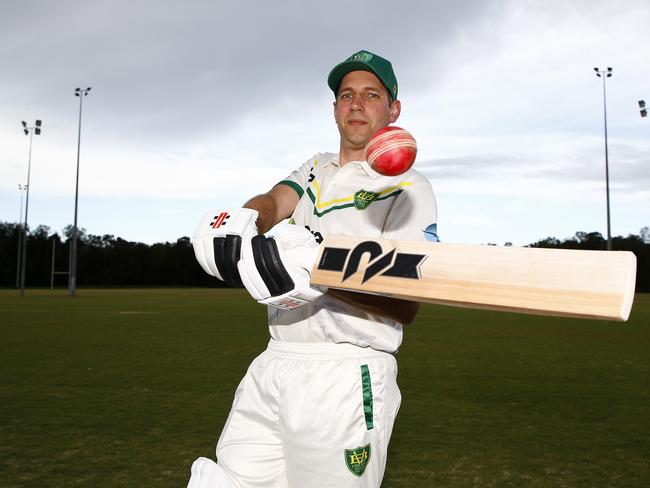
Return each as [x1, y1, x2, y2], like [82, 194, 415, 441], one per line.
[310, 236, 637, 321]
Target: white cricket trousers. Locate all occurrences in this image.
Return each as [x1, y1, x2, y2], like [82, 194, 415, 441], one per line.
[201, 339, 400, 488]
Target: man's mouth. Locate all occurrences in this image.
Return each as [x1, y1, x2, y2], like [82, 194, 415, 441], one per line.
[348, 119, 367, 126]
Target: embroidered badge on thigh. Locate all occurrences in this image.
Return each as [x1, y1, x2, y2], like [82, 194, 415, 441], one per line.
[344, 444, 371, 477]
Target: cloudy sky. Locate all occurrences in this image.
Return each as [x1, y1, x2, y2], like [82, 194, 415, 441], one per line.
[1, 0, 648, 246]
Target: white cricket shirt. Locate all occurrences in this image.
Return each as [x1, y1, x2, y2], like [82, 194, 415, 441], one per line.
[269, 152, 437, 353]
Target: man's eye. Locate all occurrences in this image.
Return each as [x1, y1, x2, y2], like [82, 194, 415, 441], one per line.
[340, 93, 352, 100]
[366, 92, 379, 99]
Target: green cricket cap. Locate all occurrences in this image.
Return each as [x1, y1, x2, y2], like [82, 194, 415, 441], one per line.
[327, 50, 398, 101]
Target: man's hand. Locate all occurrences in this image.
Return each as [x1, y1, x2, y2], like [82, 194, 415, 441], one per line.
[238, 223, 324, 310]
[192, 208, 258, 287]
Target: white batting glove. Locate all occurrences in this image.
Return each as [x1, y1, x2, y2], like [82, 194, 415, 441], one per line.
[187, 457, 229, 488]
[237, 223, 324, 310]
[192, 208, 258, 287]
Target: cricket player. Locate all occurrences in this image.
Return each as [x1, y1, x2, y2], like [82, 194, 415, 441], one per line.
[189, 50, 437, 488]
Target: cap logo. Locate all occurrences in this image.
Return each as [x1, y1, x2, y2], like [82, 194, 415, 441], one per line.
[351, 51, 373, 63]
[328, 50, 398, 101]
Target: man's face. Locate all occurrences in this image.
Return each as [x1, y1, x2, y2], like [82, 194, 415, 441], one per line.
[333, 70, 401, 153]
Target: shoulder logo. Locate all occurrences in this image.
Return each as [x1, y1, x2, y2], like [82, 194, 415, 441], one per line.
[354, 190, 379, 210]
[424, 223, 439, 242]
[345, 444, 371, 477]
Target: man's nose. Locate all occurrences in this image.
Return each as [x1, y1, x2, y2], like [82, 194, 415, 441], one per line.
[350, 94, 364, 110]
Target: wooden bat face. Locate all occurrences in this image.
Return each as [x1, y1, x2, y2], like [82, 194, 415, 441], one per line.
[311, 236, 637, 321]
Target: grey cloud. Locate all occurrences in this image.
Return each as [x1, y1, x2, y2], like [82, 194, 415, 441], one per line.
[1, 0, 500, 143]
[417, 142, 650, 193]
[417, 153, 549, 179]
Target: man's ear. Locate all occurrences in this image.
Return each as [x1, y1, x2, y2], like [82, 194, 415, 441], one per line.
[333, 100, 339, 125]
[389, 100, 401, 123]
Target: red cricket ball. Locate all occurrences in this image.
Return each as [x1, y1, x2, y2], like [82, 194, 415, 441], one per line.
[365, 126, 417, 176]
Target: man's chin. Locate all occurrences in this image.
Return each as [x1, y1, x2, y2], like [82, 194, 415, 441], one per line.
[346, 132, 373, 148]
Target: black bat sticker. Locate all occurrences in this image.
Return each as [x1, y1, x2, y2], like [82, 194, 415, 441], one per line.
[317, 241, 426, 284]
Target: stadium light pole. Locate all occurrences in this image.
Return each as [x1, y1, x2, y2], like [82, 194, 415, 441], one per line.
[594, 67, 613, 251]
[16, 184, 27, 288]
[639, 100, 647, 118]
[69, 86, 91, 296]
[19, 120, 42, 298]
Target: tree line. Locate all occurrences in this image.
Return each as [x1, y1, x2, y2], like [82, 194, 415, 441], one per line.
[0, 222, 216, 288]
[1, 222, 649, 291]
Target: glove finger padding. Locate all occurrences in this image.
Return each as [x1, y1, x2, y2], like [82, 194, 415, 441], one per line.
[192, 208, 258, 286]
[213, 234, 243, 286]
[238, 224, 324, 310]
[238, 236, 272, 300]
[252, 235, 295, 296]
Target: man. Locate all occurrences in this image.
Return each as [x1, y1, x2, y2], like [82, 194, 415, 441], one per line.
[189, 50, 437, 488]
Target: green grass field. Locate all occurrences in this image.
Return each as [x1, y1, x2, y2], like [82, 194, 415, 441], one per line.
[1, 289, 648, 487]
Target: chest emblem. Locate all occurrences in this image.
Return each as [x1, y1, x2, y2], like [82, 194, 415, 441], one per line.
[353, 190, 379, 210]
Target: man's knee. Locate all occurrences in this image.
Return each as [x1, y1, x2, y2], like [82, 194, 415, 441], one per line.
[187, 457, 234, 488]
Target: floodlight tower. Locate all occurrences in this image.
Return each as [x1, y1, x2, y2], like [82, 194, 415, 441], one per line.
[19, 120, 42, 298]
[594, 67, 613, 251]
[69, 86, 91, 296]
[639, 100, 647, 118]
[16, 184, 27, 288]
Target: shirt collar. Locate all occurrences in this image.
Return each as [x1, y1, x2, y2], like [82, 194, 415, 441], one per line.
[333, 155, 382, 179]
[321, 153, 340, 168]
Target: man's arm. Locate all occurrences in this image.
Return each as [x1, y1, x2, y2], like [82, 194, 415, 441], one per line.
[242, 183, 422, 324]
[244, 184, 300, 234]
[327, 289, 421, 325]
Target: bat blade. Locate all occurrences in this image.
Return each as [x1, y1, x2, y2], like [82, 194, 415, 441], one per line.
[310, 236, 637, 321]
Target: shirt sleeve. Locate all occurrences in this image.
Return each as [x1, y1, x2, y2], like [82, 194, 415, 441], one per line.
[276, 153, 331, 198]
[380, 171, 438, 242]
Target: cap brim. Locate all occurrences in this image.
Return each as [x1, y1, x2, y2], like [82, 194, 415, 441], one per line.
[327, 61, 384, 97]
